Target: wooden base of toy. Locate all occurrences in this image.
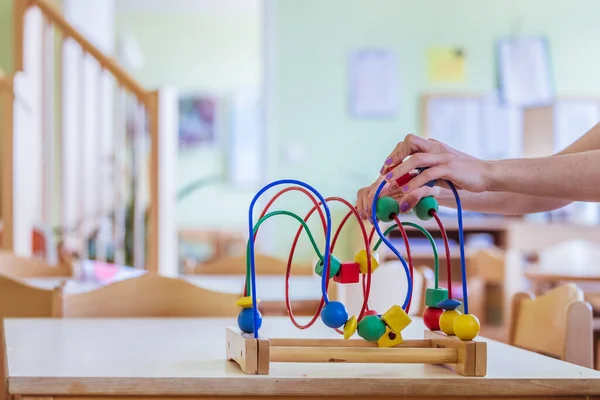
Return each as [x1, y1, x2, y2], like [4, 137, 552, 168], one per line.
[226, 327, 487, 376]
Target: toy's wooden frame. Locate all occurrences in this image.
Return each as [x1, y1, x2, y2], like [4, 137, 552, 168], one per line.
[226, 327, 487, 377]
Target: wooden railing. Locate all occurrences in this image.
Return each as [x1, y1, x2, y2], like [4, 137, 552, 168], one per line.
[0, 70, 14, 253]
[3, 0, 177, 275]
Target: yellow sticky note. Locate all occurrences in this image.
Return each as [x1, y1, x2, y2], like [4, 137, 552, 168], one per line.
[427, 47, 466, 83]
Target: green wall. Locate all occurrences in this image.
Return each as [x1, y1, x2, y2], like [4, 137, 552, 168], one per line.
[0, 0, 12, 73]
[271, 0, 600, 194]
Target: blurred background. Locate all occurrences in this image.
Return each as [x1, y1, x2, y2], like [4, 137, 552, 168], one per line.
[2, 0, 600, 356]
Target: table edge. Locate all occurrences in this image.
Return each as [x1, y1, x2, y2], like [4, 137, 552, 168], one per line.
[9, 376, 600, 397]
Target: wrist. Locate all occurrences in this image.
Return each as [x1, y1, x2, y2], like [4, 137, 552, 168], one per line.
[484, 160, 503, 192]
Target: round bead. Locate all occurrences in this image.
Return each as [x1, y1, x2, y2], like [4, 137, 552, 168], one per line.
[414, 196, 439, 221]
[237, 308, 263, 334]
[320, 301, 349, 329]
[439, 309, 462, 335]
[376, 197, 400, 222]
[364, 309, 379, 317]
[425, 288, 448, 308]
[314, 254, 342, 278]
[357, 315, 386, 342]
[423, 306, 443, 331]
[437, 298, 462, 311]
[454, 314, 480, 341]
[343, 315, 358, 339]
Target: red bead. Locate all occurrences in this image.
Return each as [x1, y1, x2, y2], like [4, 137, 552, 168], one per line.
[423, 307, 443, 331]
[333, 262, 360, 284]
[395, 173, 412, 187]
[364, 309, 379, 316]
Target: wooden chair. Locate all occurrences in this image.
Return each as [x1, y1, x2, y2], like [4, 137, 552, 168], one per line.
[0, 250, 74, 278]
[464, 247, 505, 325]
[60, 273, 240, 317]
[192, 253, 314, 276]
[509, 283, 593, 368]
[0, 275, 62, 400]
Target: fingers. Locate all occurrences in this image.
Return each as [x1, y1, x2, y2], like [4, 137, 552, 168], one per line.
[380, 134, 433, 175]
[383, 153, 450, 186]
[364, 181, 391, 221]
[356, 187, 368, 220]
[400, 166, 449, 195]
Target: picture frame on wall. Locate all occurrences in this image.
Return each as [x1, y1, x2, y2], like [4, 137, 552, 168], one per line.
[178, 94, 218, 149]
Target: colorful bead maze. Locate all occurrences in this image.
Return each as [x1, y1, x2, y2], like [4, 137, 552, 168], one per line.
[225, 177, 486, 376]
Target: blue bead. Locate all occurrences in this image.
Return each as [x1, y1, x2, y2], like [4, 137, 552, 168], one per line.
[437, 298, 462, 311]
[321, 301, 349, 329]
[237, 308, 263, 334]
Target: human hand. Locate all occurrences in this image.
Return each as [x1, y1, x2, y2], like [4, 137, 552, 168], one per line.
[355, 178, 440, 221]
[380, 134, 492, 194]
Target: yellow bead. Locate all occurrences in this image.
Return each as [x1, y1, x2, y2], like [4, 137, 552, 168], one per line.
[343, 315, 357, 340]
[381, 304, 412, 334]
[454, 314, 480, 341]
[235, 296, 260, 309]
[377, 326, 404, 348]
[439, 309, 461, 336]
[354, 250, 379, 274]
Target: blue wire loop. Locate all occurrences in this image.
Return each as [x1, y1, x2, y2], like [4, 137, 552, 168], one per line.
[247, 179, 332, 338]
[445, 180, 469, 314]
[371, 180, 413, 310]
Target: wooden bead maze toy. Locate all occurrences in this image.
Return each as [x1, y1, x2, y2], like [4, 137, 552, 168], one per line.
[226, 174, 487, 377]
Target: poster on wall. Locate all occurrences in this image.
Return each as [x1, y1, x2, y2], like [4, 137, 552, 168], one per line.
[347, 48, 399, 118]
[496, 36, 554, 107]
[178, 95, 218, 148]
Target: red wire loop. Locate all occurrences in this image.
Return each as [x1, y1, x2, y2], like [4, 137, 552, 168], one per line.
[431, 211, 453, 299]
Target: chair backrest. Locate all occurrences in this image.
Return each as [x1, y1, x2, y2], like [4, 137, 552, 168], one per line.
[467, 247, 505, 284]
[193, 253, 314, 275]
[61, 273, 240, 317]
[0, 273, 63, 318]
[0, 250, 73, 278]
[509, 283, 593, 368]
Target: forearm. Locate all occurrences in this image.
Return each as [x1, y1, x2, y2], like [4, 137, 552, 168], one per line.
[435, 188, 571, 215]
[487, 150, 600, 201]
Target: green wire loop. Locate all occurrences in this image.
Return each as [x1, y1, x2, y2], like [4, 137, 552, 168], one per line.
[245, 210, 324, 294]
[373, 221, 439, 288]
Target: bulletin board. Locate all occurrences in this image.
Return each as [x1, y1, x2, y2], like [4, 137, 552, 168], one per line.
[420, 93, 523, 160]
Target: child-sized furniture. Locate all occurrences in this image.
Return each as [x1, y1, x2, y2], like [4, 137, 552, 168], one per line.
[59, 273, 239, 317]
[509, 283, 593, 368]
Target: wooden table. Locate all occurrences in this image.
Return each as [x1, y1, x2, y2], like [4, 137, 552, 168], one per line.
[5, 317, 600, 399]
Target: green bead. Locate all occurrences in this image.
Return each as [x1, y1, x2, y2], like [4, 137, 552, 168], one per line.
[357, 315, 386, 342]
[425, 288, 448, 308]
[415, 196, 439, 221]
[376, 197, 400, 222]
[315, 254, 342, 278]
